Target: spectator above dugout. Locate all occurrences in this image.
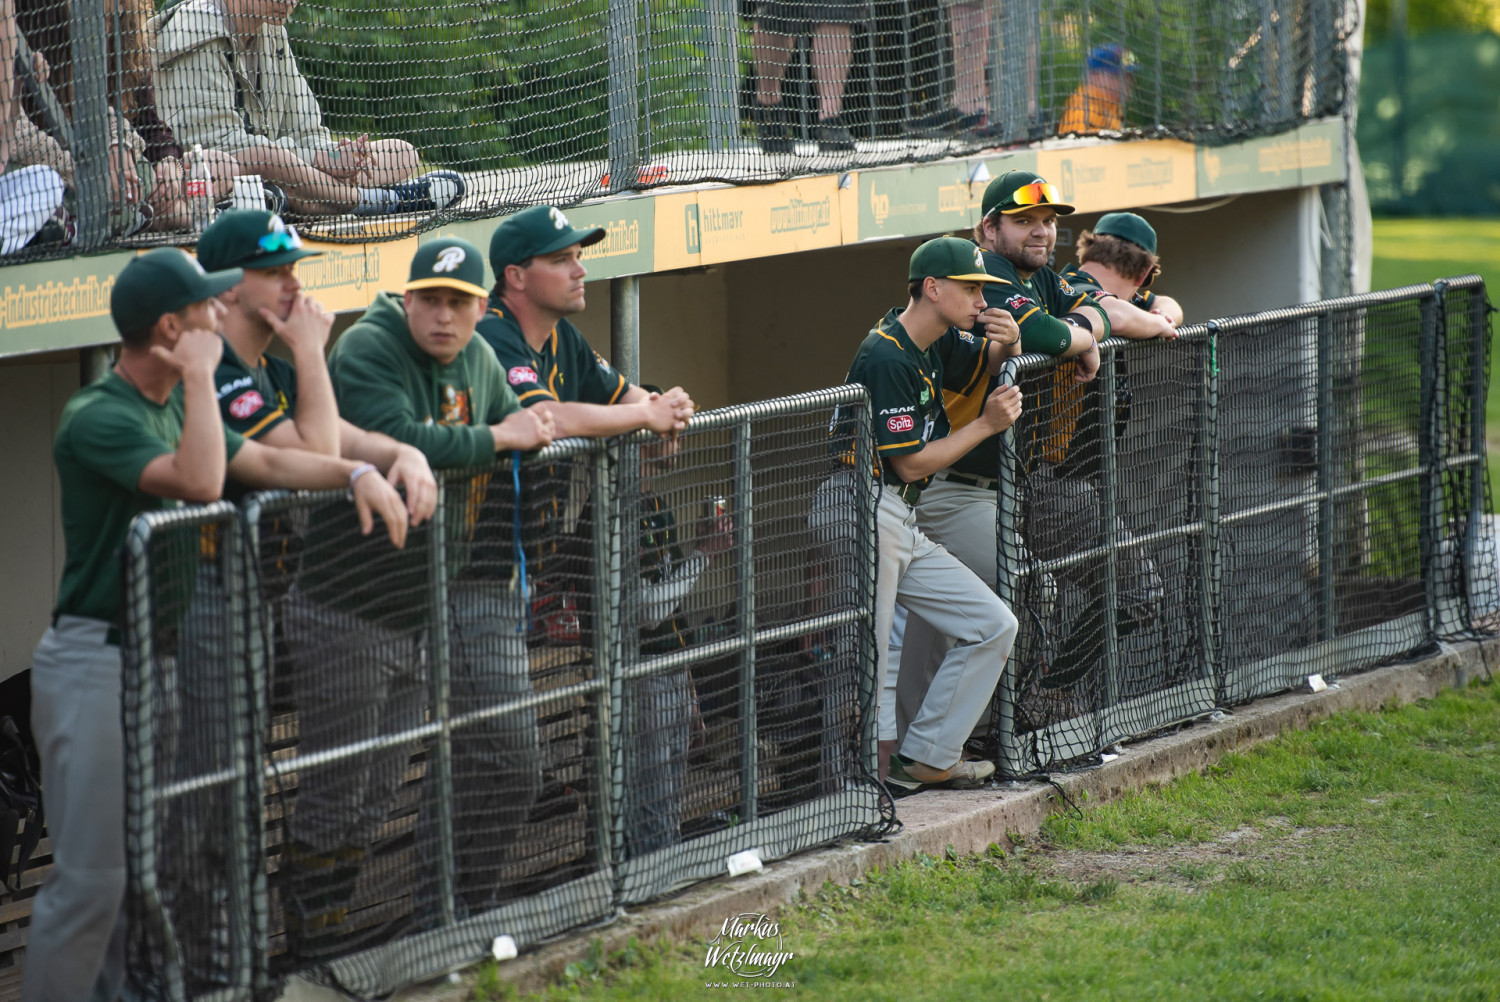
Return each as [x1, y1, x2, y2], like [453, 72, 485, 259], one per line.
[1057, 43, 1138, 135]
[151, 0, 464, 217]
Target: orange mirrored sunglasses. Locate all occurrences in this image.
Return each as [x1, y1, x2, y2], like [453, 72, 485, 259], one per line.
[1008, 181, 1062, 208]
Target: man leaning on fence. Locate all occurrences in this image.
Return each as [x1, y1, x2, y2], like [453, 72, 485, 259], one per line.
[812, 236, 1022, 794]
[24, 248, 409, 1002]
[480, 205, 709, 855]
[314, 237, 554, 925]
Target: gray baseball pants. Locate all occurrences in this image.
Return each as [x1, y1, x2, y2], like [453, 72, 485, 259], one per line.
[23, 617, 129, 1002]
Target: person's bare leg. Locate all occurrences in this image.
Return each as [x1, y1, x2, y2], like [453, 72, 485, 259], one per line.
[753, 24, 792, 107]
[363, 138, 418, 188]
[811, 22, 851, 120]
[950, 2, 989, 116]
[230, 145, 358, 215]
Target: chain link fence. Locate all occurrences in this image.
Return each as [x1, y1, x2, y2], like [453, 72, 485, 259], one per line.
[0, 0, 1355, 260]
[120, 387, 883, 1002]
[990, 277, 1497, 776]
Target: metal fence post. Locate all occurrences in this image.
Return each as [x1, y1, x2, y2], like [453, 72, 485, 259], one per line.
[1465, 288, 1490, 626]
[607, 0, 639, 193]
[610, 277, 640, 386]
[612, 441, 643, 868]
[1316, 311, 1337, 641]
[592, 443, 622, 879]
[734, 420, 758, 821]
[222, 513, 256, 998]
[1099, 346, 1121, 710]
[1199, 325, 1223, 702]
[426, 477, 456, 927]
[68, 0, 112, 247]
[702, 0, 739, 150]
[994, 359, 1022, 777]
[1418, 283, 1444, 645]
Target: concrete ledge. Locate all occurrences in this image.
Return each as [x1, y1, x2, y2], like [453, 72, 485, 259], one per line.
[303, 636, 1498, 1002]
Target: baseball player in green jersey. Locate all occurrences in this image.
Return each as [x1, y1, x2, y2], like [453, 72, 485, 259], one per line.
[812, 236, 1023, 794]
[24, 249, 408, 1002]
[890, 171, 1112, 739]
[478, 204, 694, 437]
[194, 209, 438, 519]
[306, 237, 553, 929]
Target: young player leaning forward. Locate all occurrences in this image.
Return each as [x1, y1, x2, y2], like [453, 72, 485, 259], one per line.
[814, 236, 1024, 794]
[23, 249, 408, 1002]
[316, 237, 555, 922]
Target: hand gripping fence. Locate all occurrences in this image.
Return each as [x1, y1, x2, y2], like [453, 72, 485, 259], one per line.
[4, 0, 1356, 260]
[120, 386, 882, 1001]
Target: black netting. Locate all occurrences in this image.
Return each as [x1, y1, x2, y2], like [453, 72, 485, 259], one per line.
[122, 504, 257, 1001]
[995, 334, 1215, 773]
[1, 0, 1354, 260]
[990, 278, 1495, 775]
[120, 389, 880, 1001]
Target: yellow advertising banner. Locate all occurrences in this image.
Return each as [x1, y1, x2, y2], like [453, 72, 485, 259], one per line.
[295, 236, 420, 312]
[694, 175, 844, 265]
[1037, 139, 1198, 213]
[653, 191, 703, 273]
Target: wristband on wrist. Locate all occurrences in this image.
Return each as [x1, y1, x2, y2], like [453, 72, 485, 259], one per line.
[348, 462, 378, 491]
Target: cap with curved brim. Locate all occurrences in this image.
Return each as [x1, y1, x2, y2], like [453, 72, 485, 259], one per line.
[110, 248, 244, 335]
[982, 170, 1076, 217]
[490, 204, 606, 274]
[195, 209, 323, 272]
[404, 276, 489, 298]
[909, 236, 1006, 284]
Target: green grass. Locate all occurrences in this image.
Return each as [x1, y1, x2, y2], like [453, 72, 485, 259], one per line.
[1371, 217, 1500, 478]
[482, 680, 1500, 1000]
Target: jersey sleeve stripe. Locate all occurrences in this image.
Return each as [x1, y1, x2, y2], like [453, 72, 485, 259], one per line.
[875, 330, 905, 350]
[606, 375, 627, 405]
[1016, 306, 1040, 325]
[516, 387, 557, 403]
[876, 439, 921, 451]
[242, 409, 287, 439]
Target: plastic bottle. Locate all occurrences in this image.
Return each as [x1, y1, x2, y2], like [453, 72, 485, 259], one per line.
[186, 144, 213, 234]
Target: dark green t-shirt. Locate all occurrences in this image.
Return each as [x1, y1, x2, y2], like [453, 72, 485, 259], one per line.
[842, 308, 951, 489]
[53, 373, 245, 623]
[477, 301, 629, 408]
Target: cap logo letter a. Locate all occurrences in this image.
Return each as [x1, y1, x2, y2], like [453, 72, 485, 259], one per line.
[974, 247, 984, 270]
[549, 207, 570, 230]
[434, 246, 466, 273]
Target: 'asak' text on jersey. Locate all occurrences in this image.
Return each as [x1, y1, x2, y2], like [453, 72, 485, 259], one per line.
[835, 308, 951, 489]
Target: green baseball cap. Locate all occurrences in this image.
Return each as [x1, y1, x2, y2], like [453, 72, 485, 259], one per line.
[980, 169, 1076, 217]
[909, 237, 1004, 284]
[111, 248, 242, 335]
[489, 204, 605, 275]
[1093, 211, 1157, 255]
[195, 210, 322, 272]
[405, 237, 488, 298]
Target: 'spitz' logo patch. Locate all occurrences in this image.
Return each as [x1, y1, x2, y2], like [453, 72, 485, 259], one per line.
[508, 366, 539, 385]
[1005, 294, 1033, 311]
[228, 390, 264, 420]
[887, 415, 915, 433]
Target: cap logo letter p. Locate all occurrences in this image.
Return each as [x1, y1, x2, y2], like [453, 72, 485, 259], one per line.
[549, 207, 570, 230]
[974, 247, 984, 270]
[434, 247, 466, 273]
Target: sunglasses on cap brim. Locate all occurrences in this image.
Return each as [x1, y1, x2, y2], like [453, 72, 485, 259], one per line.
[258, 225, 303, 254]
[990, 181, 1064, 214]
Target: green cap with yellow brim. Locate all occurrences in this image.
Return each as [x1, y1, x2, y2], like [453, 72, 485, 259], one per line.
[404, 238, 488, 298]
[909, 237, 1006, 284]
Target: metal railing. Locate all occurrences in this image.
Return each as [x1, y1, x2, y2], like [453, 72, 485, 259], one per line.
[117, 281, 1493, 999]
[120, 387, 882, 1001]
[993, 277, 1496, 774]
[1, 0, 1355, 259]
